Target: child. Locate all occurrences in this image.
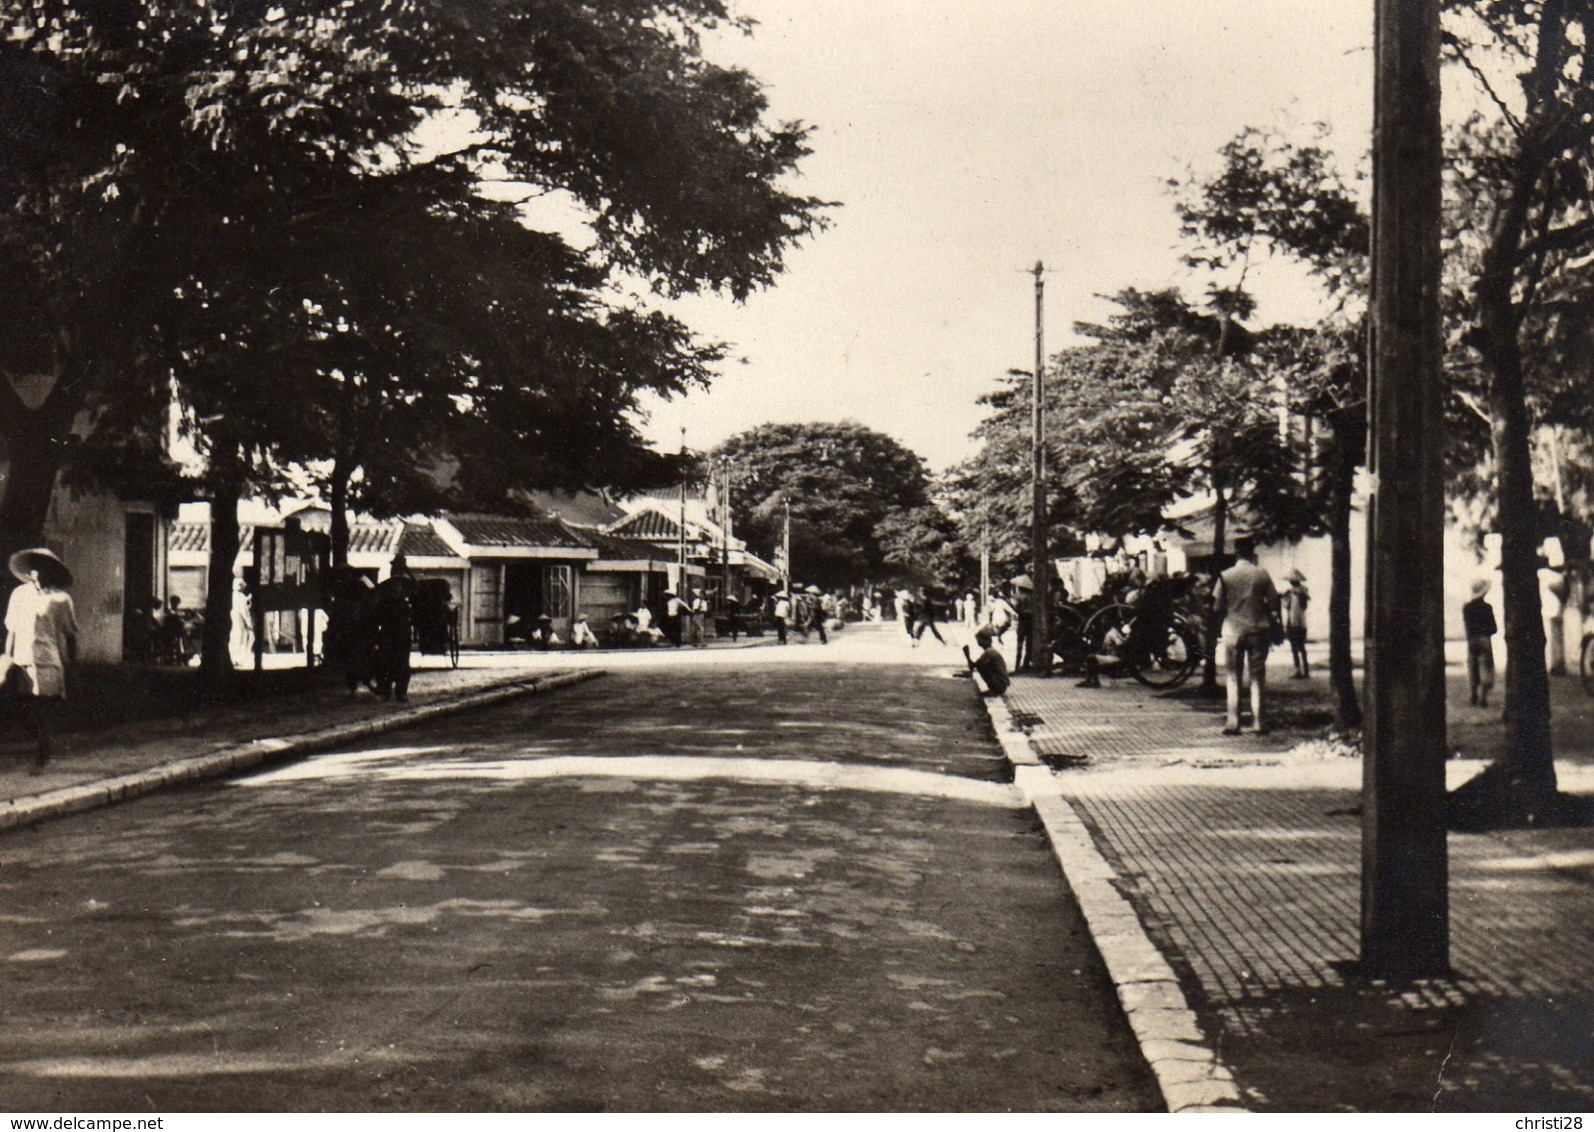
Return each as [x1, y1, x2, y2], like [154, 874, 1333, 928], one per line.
[1282, 568, 1311, 678]
[1462, 578, 1497, 707]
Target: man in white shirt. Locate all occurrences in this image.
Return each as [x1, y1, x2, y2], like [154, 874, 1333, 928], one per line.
[1211, 537, 1281, 736]
[773, 592, 792, 645]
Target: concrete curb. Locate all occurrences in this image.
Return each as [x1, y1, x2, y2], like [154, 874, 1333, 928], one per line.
[982, 691, 1246, 1114]
[0, 669, 605, 836]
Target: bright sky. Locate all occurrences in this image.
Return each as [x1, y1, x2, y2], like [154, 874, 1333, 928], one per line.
[638, 0, 1379, 471]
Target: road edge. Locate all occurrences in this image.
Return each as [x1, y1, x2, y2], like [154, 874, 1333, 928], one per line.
[0, 669, 605, 836]
[981, 691, 1247, 1114]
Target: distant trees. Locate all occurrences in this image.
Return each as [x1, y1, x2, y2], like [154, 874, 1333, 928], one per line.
[951, 293, 1311, 543]
[710, 422, 937, 589]
[950, 288, 1313, 687]
[0, 0, 825, 678]
[875, 501, 974, 588]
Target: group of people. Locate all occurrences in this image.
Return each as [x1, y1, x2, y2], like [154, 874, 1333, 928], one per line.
[771, 586, 840, 645]
[1068, 538, 1309, 735]
[322, 554, 421, 702]
[131, 594, 203, 665]
[893, 588, 952, 646]
[947, 539, 1321, 734]
[600, 588, 714, 649]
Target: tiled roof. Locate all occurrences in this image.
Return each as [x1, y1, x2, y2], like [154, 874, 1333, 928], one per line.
[169, 521, 209, 554]
[398, 522, 457, 559]
[168, 523, 257, 557]
[586, 531, 671, 562]
[347, 523, 400, 557]
[607, 509, 685, 542]
[629, 486, 709, 505]
[444, 512, 594, 550]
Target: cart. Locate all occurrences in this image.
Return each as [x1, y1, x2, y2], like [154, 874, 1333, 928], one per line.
[414, 578, 461, 668]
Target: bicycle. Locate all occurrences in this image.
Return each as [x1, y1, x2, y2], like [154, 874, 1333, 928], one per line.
[1082, 601, 1205, 688]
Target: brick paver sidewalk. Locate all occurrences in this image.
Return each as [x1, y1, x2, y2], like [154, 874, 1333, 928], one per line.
[1003, 672, 1594, 1111]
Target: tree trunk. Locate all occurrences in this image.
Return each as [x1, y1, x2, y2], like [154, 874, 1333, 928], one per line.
[0, 422, 66, 568]
[0, 386, 75, 571]
[1328, 417, 1362, 729]
[1445, 0, 1568, 830]
[329, 460, 351, 569]
[1200, 481, 1229, 692]
[201, 472, 243, 694]
[1484, 324, 1557, 814]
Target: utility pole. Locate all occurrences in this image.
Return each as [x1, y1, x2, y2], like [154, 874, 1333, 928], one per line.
[782, 496, 792, 593]
[1361, 0, 1448, 978]
[720, 462, 733, 605]
[1029, 261, 1051, 674]
[980, 512, 991, 624]
[678, 427, 688, 589]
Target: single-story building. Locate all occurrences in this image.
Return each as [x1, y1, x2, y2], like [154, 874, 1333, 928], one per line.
[432, 512, 599, 647]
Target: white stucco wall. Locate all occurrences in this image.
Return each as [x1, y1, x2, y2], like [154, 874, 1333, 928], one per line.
[42, 490, 166, 664]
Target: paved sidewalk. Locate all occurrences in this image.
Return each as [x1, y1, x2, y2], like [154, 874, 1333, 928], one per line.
[0, 659, 604, 833]
[990, 671, 1594, 1112]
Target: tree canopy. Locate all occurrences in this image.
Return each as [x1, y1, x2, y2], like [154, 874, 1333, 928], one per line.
[710, 421, 934, 588]
[1172, 2, 1594, 816]
[0, 0, 827, 560]
[950, 288, 1313, 578]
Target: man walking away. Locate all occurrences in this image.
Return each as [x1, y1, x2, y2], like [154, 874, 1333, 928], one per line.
[1463, 578, 1498, 707]
[688, 589, 708, 647]
[806, 586, 828, 644]
[773, 591, 791, 645]
[368, 553, 417, 703]
[912, 588, 947, 646]
[1212, 537, 1280, 736]
[1012, 579, 1033, 671]
[663, 589, 685, 647]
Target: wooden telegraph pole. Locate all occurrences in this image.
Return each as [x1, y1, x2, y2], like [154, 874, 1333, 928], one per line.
[1029, 261, 1051, 674]
[1362, 0, 1448, 977]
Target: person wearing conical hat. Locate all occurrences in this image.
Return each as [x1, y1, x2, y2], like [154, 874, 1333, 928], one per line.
[662, 588, 685, 647]
[4, 549, 78, 772]
[570, 613, 600, 649]
[772, 589, 792, 645]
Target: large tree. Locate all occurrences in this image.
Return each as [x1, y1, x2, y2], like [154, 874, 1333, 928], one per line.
[952, 288, 1314, 689]
[1442, 0, 1594, 820]
[1178, 0, 1594, 819]
[1173, 129, 1372, 727]
[711, 421, 933, 589]
[0, 0, 825, 676]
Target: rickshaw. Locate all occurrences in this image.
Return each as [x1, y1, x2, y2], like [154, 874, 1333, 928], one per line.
[413, 578, 461, 667]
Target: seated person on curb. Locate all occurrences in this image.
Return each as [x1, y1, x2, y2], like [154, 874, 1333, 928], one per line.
[570, 613, 601, 648]
[527, 614, 561, 650]
[962, 627, 1011, 697]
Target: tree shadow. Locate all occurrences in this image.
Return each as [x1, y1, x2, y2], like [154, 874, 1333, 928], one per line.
[1448, 762, 1594, 831]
